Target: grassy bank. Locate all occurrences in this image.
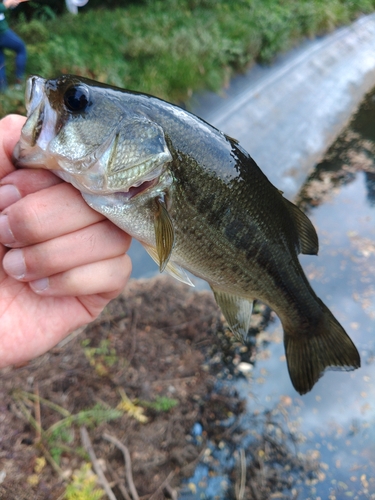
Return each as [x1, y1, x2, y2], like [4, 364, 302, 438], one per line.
[1, 0, 375, 116]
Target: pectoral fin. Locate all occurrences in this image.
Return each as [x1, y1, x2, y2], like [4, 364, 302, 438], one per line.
[154, 197, 175, 272]
[211, 287, 253, 342]
[142, 243, 194, 287]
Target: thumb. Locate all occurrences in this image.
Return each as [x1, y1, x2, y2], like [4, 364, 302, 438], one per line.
[0, 115, 26, 179]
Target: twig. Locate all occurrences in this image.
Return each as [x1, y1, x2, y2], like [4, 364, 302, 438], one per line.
[235, 448, 246, 500]
[150, 376, 197, 386]
[34, 383, 42, 443]
[148, 470, 176, 500]
[12, 397, 64, 477]
[13, 399, 45, 442]
[103, 432, 140, 500]
[80, 426, 117, 500]
[127, 309, 138, 364]
[37, 441, 65, 477]
[248, 475, 261, 500]
[164, 480, 178, 500]
[13, 389, 71, 417]
[56, 326, 87, 348]
[106, 461, 132, 500]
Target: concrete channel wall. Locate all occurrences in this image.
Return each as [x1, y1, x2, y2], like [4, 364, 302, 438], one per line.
[193, 14, 375, 201]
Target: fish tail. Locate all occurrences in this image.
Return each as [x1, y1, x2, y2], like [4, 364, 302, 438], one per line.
[283, 303, 360, 395]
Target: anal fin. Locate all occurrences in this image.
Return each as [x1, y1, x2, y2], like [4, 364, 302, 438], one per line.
[211, 287, 253, 342]
[142, 243, 194, 287]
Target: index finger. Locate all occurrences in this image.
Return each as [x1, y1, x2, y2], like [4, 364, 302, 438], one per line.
[0, 115, 26, 179]
[1, 182, 105, 247]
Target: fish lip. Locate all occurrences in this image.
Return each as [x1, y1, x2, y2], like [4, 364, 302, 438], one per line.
[25, 76, 46, 115]
[13, 76, 61, 169]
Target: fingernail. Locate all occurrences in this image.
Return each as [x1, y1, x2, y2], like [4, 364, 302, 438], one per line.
[3, 249, 26, 278]
[0, 214, 16, 245]
[0, 185, 21, 211]
[30, 278, 49, 292]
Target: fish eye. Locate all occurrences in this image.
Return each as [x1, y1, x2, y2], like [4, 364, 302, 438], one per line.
[64, 84, 90, 113]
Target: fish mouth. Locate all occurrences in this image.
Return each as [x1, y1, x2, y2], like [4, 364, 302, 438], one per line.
[70, 173, 161, 201]
[13, 76, 59, 168]
[122, 177, 159, 200]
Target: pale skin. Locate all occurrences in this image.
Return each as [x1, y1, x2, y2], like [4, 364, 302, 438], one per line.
[0, 115, 132, 368]
[3, 0, 30, 8]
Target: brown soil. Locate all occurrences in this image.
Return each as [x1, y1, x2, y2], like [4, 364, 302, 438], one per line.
[0, 276, 319, 500]
[0, 277, 244, 499]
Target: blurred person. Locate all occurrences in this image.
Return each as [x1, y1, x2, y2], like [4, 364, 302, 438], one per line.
[0, 0, 29, 91]
[65, 0, 89, 15]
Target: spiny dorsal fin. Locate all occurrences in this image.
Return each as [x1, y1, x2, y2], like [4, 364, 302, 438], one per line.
[154, 197, 175, 272]
[283, 198, 318, 255]
[211, 287, 253, 342]
[142, 242, 194, 287]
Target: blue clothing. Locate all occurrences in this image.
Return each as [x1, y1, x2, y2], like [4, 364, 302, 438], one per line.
[0, 28, 27, 90]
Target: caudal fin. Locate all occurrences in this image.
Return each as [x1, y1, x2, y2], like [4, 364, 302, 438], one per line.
[284, 305, 360, 395]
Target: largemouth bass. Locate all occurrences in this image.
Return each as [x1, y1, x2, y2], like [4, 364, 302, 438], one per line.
[14, 75, 360, 394]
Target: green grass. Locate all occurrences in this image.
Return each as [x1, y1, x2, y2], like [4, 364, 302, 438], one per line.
[1, 0, 375, 116]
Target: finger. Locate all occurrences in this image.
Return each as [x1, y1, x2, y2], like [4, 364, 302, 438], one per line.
[0, 169, 63, 211]
[0, 115, 26, 178]
[2, 220, 131, 280]
[0, 182, 105, 247]
[29, 254, 132, 298]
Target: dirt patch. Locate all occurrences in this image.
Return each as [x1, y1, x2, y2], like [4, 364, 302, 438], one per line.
[0, 276, 249, 499]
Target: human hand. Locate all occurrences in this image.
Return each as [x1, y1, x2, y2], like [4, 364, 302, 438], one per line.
[3, 0, 30, 8]
[0, 115, 132, 368]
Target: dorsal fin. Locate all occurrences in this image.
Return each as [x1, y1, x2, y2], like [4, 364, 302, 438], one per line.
[283, 198, 318, 255]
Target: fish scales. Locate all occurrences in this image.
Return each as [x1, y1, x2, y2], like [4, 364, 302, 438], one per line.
[14, 75, 360, 394]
